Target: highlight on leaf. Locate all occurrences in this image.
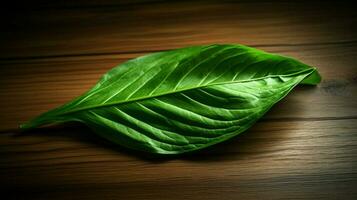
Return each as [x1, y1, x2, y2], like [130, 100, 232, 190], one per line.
[20, 44, 321, 154]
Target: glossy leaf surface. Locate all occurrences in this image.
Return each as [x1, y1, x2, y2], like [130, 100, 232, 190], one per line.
[21, 44, 321, 154]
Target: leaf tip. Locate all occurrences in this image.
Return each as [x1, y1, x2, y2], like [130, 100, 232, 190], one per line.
[301, 67, 322, 85]
[19, 122, 33, 131]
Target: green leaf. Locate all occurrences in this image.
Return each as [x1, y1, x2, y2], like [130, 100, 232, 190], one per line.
[20, 44, 321, 154]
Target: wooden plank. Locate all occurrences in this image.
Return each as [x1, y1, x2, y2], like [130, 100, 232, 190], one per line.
[1, 119, 357, 199]
[1, 1, 356, 199]
[0, 44, 356, 130]
[1, 1, 356, 59]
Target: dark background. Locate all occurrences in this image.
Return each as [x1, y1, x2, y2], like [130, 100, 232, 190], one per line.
[1, 0, 356, 199]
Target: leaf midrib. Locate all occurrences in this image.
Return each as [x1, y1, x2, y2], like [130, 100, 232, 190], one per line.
[36, 68, 315, 121]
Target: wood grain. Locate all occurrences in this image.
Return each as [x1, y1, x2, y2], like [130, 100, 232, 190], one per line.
[1, 1, 356, 59]
[0, 1, 356, 199]
[1, 119, 357, 199]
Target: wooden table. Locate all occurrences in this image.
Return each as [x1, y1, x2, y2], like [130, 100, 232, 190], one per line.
[1, 1, 356, 199]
